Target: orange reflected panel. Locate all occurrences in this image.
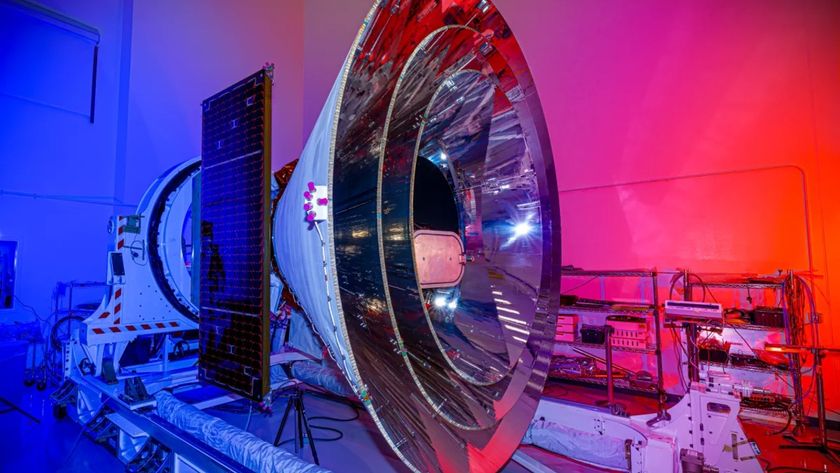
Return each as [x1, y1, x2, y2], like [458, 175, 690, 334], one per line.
[414, 230, 465, 289]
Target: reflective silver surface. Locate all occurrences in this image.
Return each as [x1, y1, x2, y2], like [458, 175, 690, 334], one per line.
[328, 1, 560, 471]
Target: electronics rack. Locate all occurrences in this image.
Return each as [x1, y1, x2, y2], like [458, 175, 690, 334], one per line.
[680, 270, 808, 428]
[550, 268, 669, 419]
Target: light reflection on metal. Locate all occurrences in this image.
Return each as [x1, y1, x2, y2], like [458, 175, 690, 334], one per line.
[498, 314, 526, 326]
[504, 324, 531, 336]
[513, 221, 533, 238]
[274, 1, 560, 472]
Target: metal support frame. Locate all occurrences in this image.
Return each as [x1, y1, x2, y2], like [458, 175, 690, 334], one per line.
[779, 345, 840, 463]
[527, 386, 763, 473]
[273, 387, 320, 464]
[681, 269, 807, 430]
[595, 326, 626, 416]
[560, 268, 669, 421]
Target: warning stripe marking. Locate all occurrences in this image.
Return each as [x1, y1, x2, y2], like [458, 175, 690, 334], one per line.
[90, 321, 180, 337]
[98, 311, 111, 319]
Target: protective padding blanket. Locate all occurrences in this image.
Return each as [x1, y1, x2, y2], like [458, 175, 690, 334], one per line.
[155, 391, 331, 473]
[522, 418, 628, 471]
[269, 361, 354, 399]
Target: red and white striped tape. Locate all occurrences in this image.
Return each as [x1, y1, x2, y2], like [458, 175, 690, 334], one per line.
[116, 216, 126, 250]
[91, 321, 180, 335]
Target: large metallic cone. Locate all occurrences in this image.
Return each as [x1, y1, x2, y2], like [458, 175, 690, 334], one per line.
[274, 1, 560, 471]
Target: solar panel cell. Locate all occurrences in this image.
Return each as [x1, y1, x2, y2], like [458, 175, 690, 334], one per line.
[198, 69, 272, 400]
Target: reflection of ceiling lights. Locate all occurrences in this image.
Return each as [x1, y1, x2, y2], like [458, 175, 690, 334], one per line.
[516, 201, 540, 210]
[432, 292, 458, 310]
[503, 217, 538, 248]
[505, 324, 530, 336]
[497, 306, 521, 315]
[498, 314, 526, 325]
[513, 221, 532, 238]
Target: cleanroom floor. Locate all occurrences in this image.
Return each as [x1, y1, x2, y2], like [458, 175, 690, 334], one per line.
[1, 342, 837, 472]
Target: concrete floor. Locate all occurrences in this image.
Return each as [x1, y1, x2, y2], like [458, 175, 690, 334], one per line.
[0, 341, 521, 473]
[0, 341, 125, 472]
[1, 340, 838, 472]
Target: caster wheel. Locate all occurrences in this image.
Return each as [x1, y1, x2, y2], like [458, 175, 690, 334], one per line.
[23, 378, 35, 387]
[36, 381, 47, 391]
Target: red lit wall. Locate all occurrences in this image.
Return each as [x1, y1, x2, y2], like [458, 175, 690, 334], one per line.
[300, 0, 840, 414]
[499, 0, 840, 414]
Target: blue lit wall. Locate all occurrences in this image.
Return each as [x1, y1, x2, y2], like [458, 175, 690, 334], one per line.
[1, 0, 306, 322]
[123, 0, 305, 203]
[0, 0, 131, 321]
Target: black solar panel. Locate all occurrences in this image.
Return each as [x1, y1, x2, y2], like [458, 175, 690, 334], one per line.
[198, 69, 272, 400]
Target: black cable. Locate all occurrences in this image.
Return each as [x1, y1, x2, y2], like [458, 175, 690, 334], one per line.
[13, 296, 50, 323]
[561, 276, 599, 295]
[50, 315, 84, 350]
[13, 298, 66, 390]
[127, 239, 147, 266]
[275, 429, 342, 445]
[62, 424, 86, 465]
[761, 456, 830, 473]
[758, 457, 772, 471]
[670, 326, 688, 393]
[767, 467, 830, 473]
[307, 408, 360, 424]
[275, 390, 360, 446]
[668, 272, 710, 302]
[689, 273, 717, 302]
[277, 425, 344, 445]
[769, 407, 793, 435]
